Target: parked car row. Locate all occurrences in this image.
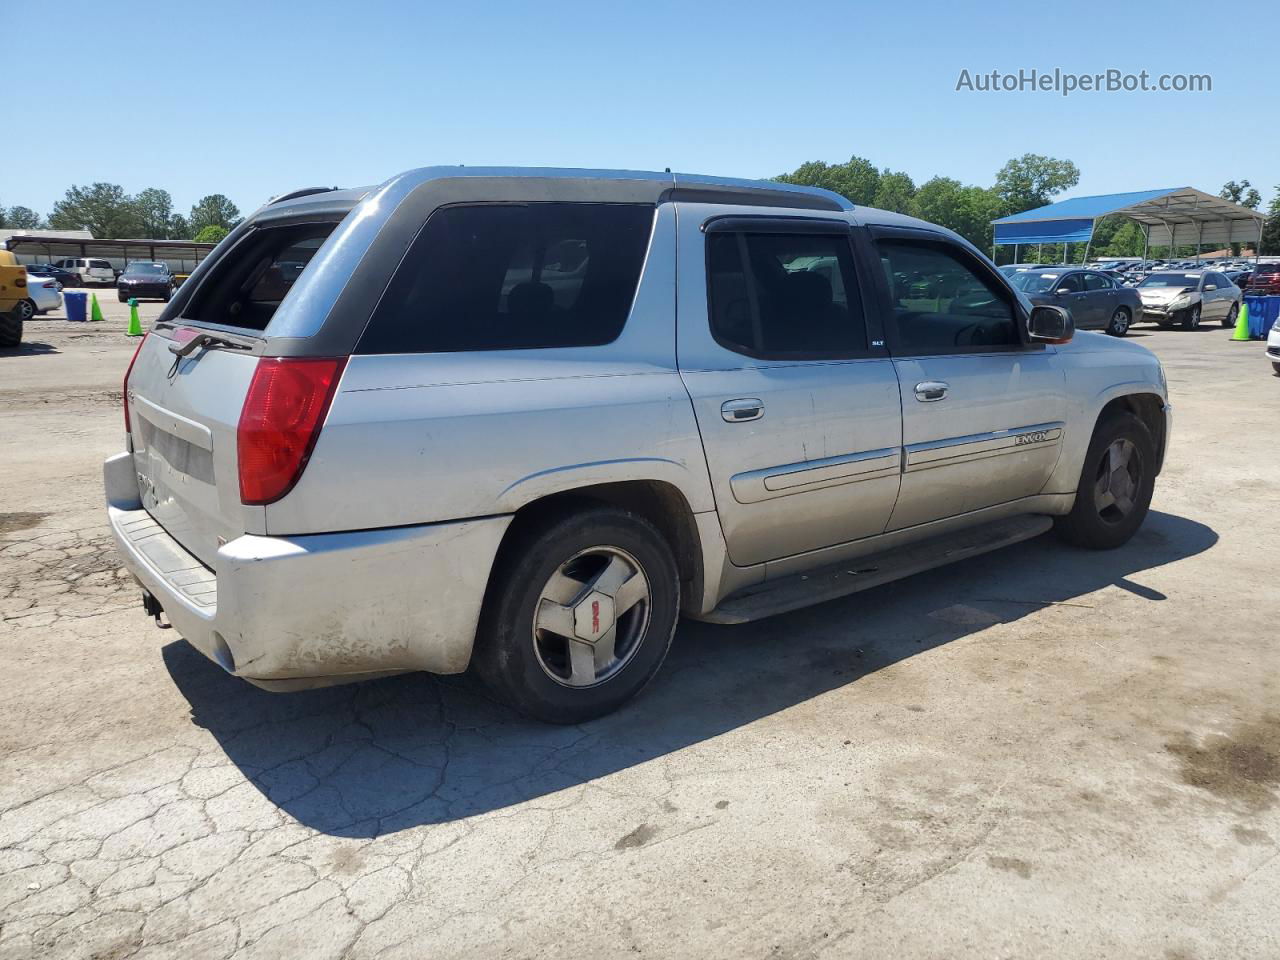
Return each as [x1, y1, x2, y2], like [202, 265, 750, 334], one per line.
[999, 264, 1246, 334]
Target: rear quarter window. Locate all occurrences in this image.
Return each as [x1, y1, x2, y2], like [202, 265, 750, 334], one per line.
[356, 203, 654, 354]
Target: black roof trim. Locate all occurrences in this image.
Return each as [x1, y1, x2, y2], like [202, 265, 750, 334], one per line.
[660, 185, 844, 212]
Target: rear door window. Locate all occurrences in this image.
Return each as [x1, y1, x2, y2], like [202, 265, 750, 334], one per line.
[356, 203, 654, 354]
[706, 231, 869, 358]
[1083, 272, 1111, 291]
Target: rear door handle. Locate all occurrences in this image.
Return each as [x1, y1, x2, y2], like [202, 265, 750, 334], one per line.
[914, 381, 949, 402]
[721, 398, 764, 422]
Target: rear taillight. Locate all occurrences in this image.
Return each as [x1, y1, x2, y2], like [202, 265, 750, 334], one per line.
[237, 357, 346, 506]
[122, 333, 148, 435]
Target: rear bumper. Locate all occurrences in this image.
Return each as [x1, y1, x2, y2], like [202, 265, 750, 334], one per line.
[104, 451, 511, 690]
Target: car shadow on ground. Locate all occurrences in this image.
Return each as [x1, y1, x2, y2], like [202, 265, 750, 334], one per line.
[1, 341, 59, 356]
[163, 509, 1217, 838]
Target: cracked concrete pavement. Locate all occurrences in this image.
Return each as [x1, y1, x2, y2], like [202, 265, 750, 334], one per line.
[2, 300, 1278, 958]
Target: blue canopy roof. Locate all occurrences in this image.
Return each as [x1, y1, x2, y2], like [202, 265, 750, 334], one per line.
[992, 187, 1266, 247]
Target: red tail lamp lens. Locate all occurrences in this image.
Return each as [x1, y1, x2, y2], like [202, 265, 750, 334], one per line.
[237, 357, 346, 505]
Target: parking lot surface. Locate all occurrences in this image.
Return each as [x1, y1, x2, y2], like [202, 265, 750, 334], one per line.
[2, 300, 1278, 959]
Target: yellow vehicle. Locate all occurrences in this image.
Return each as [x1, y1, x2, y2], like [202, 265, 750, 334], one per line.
[0, 250, 28, 348]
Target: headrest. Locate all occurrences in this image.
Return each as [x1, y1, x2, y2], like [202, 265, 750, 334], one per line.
[788, 271, 832, 311]
[507, 281, 554, 316]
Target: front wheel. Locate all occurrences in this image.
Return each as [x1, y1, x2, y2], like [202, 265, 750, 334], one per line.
[1105, 307, 1131, 337]
[1054, 411, 1156, 550]
[1222, 303, 1239, 329]
[472, 506, 680, 723]
[1182, 304, 1201, 330]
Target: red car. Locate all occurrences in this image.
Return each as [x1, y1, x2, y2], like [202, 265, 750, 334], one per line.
[1244, 263, 1280, 295]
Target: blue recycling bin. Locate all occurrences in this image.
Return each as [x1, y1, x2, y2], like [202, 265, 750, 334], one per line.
[1244, 295, 1279, 339]
[64, 290, 87, 322]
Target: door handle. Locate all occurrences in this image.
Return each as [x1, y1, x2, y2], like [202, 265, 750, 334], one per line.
[721, 398, 764, 422]
[914, 381, 949, 402]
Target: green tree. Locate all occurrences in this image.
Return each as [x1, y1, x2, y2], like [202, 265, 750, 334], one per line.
[189, 194, 241, 233]
[1099, 220, 1146, 257]
[134, 188, 175, 238]
[910, 177, 1003, 250]
[994, 154, 1080, 214]
[873, 169, 916, 214]
[5, 206, 42, 229]
[1220, 180, 1262, 210]
[167, 214, 192, 240]
[775, 155, 880, 205]
[194, 224, 230, 244]
[1260, 187, 1280, 256]
[48, 183, 143, 237]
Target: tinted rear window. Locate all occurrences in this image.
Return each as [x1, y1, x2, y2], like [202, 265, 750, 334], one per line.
[181, 223, 338, 331]
[356, 203, 654, 354]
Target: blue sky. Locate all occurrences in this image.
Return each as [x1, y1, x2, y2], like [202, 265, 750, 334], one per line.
[10, 0, 1274, 219]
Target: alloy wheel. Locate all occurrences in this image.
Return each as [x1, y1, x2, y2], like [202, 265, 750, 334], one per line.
[1094, 438, 1141, 524]
[1109, 309, 1129, 335]
[531, 546, 651, 688]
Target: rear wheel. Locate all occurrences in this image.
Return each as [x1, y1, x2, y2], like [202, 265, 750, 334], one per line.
[1054, 411, 1156, 550]
[472, 506, 679, 723]
[1105, 307, 1131, 337]
[118, 292, 127, 303]
[1222, 303, 1239, 328]
[0, 310, 22, 348]
[15, 299, 35, 322]
[1181, 304, 1201, 330]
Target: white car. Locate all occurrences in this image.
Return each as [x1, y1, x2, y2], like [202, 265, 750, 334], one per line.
[1267, 319, 1280, 376]
[53, 257, 116, 286]
[14, 274, 62, 321]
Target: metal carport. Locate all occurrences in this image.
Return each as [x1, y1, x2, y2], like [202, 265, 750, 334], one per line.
[0, 233, 218, 275]
[991, 187, 1266, 263]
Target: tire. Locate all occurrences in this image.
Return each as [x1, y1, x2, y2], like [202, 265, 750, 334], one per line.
[162, 291, 171, 303]
[472, 505, 680, 724]
[118, 292, 127, 303]
[1273, 362, 1280, 377]
[1054, 411, 1156, 550]
[1105, 307, 1131, 337]
[1181, 304, 1201, 330]
[0, 310, 22, 348]
[15, 299, 35, 322]
[1222, 303, 1238, 329]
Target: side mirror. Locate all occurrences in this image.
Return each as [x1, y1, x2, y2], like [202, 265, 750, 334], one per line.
[1204, 284, 1217, 290]
[1054, 287, 1072, 296]
[1028, 304, 1073, 344]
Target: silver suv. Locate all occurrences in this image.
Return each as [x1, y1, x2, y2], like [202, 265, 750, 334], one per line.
[106, 167, 1171, 722]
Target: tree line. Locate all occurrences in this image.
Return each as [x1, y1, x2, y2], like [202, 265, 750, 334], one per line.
[0, 184, 243, 245]
[775, 154, 1278, 260]
[5, 164, 1279, 257]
